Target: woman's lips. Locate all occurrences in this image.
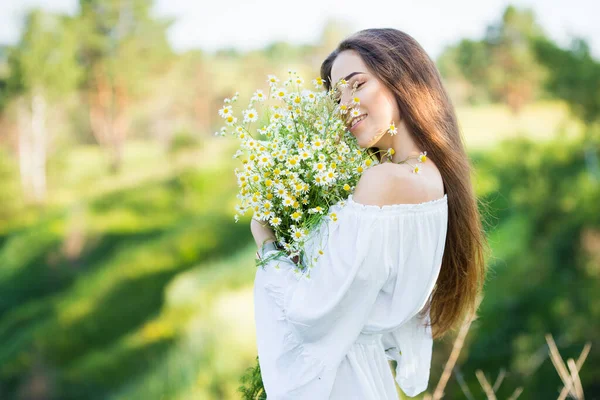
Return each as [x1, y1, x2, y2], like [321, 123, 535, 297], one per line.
[350, 115, 367, 132]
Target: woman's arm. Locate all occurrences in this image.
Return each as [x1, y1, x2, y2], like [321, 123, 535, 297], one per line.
[250, 218, 300, 265]
[250, 218, 276, 248]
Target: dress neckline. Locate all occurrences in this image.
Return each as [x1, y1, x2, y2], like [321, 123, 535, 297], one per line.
[345, 193, 448, 213]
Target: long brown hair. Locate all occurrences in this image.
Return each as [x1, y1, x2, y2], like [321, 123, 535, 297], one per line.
[320, 28, 489, 339]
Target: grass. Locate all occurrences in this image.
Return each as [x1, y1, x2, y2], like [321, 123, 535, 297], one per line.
[0, 101, 593, 399]
[456, 101, 584, 150]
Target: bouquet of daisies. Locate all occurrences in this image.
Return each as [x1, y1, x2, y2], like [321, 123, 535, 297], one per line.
[215, 69, 378, 271]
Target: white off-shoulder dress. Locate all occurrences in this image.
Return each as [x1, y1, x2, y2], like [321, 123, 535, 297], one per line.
[253, 192, 448, 399]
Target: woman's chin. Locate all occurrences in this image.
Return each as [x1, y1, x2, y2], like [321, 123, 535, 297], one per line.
[354, 133, 370, 149]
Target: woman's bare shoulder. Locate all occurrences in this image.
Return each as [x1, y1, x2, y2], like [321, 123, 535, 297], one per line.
[353, 161, 444, 207]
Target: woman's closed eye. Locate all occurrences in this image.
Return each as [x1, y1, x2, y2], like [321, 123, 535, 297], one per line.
[335, 82, 365, 104]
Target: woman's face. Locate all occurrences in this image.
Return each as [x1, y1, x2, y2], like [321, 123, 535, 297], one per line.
[330, 50, 400, 149]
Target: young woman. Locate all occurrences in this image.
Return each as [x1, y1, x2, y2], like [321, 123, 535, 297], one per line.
[251, 28, 488, 399]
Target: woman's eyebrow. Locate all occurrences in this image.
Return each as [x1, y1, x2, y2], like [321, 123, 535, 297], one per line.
[332, 71, 365, 85]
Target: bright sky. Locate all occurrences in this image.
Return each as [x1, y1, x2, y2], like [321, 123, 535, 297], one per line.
[0, 0, 598, 60]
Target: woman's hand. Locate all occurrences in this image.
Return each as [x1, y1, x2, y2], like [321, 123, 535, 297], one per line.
[250, 218, 300, 265]
[250, 218, 276, 249]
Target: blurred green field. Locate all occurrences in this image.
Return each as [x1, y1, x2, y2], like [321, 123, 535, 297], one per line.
[457, 101, 584, 149]
[0, 101, 597, 399]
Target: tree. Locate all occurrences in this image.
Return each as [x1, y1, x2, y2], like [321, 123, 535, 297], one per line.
[76, 0, 173, 173]
[6, 10, 81, 203]
[485, 6, 547, 113]
[437, 6, 548, 113]
[533, 36, 600, 180]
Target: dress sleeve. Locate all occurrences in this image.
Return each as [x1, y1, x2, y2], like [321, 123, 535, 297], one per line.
[253, 203, 390, 398]
[381, 309, 434, 397]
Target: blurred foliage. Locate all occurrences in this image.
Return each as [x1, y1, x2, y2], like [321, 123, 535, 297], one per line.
[533, 35, 600, 129]
[0, 141, 251, 399]
[238, 356, 265, 400]
[438, 6, 548, 112]
[0, 1, 598, 399]
[168, 129, 202, 156]
[454, 135, 600, 399]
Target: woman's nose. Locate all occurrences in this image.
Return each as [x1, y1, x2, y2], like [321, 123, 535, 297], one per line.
[340, 92, 354, 108]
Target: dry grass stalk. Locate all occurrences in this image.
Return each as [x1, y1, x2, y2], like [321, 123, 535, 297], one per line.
[546, 333, 591, 400]
[507, 387, 524, 400]
[452, 366, 475, 400]
[425, 315, 476, 400]
[476, 370, 497, 400]
[421, 330, 590, 400]
[556, 341, 590, 400]
[566, 358, 584, 399]
[492, 368, 506, 392]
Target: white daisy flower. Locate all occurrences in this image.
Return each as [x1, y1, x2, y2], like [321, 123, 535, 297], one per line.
[269, 216, 282, 227]
[388, 121, 398, 136]
[282, 241, 294, 252]
[246, 139, 258, 149]
[262, 200, 272, 210]
[267, 74, 279, 85]
[282, 196, 294, 207]
[299, 150, 312, 161]
[274, 186, 287, 199]
[234, 204, 245, 214]
[257, 154, 271, 168]
[329, 212, 339, 222]
[249, 174, 261, 184]
[311, 138, 324, 151]
[349, 108, 361, 118]
[313, 172, 327, 186]
[270, 112, 284, 123]
[219, 105, 233, 118]
[291, 225, 308, 241]
[324, 169, 339, 182]
[273, 88, 287, 100]
[291, 95, 302, 105]
[286, 156, 301, 170]
[252, 90, 266, 102]
[243, 108, 258, 123]
[313, 162, 327, 172]
[290, 210, 302, 222]
[224, 115, 237, 126]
